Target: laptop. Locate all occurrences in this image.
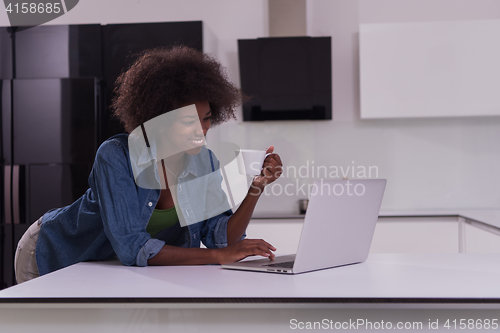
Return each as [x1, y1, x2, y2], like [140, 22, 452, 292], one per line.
[221, 179, 387, 274]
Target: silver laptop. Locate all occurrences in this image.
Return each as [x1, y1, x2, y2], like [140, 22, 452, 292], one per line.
[222, 179, 386, 274]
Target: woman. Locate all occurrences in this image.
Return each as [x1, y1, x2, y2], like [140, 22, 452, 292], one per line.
[14, 46, 283, 284]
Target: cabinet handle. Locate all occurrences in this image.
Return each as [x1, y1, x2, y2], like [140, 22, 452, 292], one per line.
[12, 165, 20, 224]
[3, 165, 20, 224]
[3, 166, 11, 224]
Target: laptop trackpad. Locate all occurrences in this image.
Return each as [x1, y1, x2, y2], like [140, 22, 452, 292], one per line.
[242, 254, 296, 266]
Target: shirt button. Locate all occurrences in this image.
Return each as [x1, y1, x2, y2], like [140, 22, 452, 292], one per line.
[179, 185, 182, 191]
[148, 202, 153, 207]
[185, 210, 190, 217]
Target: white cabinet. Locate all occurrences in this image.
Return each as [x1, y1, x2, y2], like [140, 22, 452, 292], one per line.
[370, 219, 459, 253]
[247, 215, 500, 254]
[249, 218, 461, 254]
[464, 223, 500, 253]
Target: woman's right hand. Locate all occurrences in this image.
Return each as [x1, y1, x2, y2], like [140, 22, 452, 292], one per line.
[216, 239, 276, 264]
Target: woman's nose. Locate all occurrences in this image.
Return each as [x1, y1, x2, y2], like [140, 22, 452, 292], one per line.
[195, 124, 205, 136]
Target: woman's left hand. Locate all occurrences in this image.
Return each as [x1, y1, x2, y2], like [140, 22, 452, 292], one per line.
[252, 146, 283, 191]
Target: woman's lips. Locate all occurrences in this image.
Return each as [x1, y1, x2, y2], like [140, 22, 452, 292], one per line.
[189, 138, 204, 147]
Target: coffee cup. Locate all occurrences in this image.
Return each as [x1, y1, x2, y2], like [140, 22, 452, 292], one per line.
[235, 149, 271, 176]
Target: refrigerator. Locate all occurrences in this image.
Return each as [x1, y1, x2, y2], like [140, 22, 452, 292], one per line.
[0, 25, 102, 289]
[1, 77, 100, 288]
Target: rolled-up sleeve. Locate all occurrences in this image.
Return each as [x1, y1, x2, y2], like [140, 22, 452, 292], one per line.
[201, 210, 232, 248]
[135, 238, 166, 266]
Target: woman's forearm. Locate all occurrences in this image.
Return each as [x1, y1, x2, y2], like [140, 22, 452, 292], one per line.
[147, 238, 276, 265]
[147, 184, 265, 265]
[225, 149, 283, 245]
[147, 245, 219, 265]
[226, 182, 263, 245]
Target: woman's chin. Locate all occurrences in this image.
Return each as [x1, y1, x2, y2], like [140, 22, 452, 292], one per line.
[185, 146, 203, 155]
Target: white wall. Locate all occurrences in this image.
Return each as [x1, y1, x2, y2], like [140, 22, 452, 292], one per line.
[223, 0, 500, 214]
[2, 0, 499, 215]
[300, 0, 500, 213]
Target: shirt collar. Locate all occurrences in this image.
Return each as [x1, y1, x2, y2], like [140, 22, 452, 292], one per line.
[179, 151, 200, 178]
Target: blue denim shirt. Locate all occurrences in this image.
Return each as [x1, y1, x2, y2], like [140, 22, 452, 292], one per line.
[36, 134, 233, 276]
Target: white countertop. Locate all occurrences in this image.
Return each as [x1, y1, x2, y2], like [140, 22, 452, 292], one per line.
[1, 253, 499, 303]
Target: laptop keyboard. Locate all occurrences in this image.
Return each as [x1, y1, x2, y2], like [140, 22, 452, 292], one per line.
[263, 261, 294, 268]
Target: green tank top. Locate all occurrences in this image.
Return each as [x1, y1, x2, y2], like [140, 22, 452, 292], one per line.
[146, 207, 178, 237]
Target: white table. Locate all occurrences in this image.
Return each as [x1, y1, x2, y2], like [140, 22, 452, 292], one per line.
[1, 253, 500, 332]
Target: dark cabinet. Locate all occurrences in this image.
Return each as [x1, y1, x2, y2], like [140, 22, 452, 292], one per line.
[1, 77, 98, 288]
[13, 78, 98, 165]
[238, 36, 332, 121]
[14, 25, 101, 79]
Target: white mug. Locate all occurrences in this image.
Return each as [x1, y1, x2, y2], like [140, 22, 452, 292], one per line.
[235, 149, 271, 176]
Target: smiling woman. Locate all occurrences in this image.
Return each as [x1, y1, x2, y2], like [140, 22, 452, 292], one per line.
[13, 46, 283, 284]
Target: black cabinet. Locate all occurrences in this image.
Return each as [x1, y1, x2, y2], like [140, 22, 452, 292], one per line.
[0, 28, 13, 79]
[13, 78, 99, 223]
[15, 25, 101, 79]
[102, 21, 202, 85]
[1, 77, 98, 287]
[1, 224, 29, 288]
[238, 36, 332, 121]
[13, 78, 98, 165]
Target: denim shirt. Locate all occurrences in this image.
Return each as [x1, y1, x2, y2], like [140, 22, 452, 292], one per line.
[36, 134, 233, 276]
